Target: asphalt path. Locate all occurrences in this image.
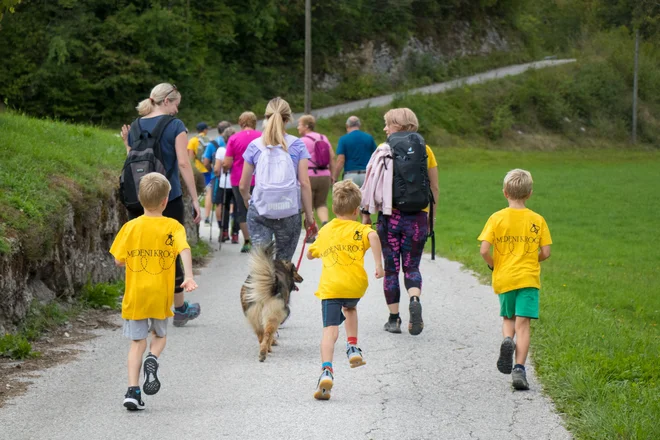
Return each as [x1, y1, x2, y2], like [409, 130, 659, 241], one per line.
[0, 223, 571, 440]
[202, 58, 576, 138]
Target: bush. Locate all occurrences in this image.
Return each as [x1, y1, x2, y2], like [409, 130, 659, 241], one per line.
[80, 281, 123, 310]
[0, 334, 36, 359]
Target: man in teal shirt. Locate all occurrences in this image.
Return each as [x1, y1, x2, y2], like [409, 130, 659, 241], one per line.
[333, 116, 377, 187]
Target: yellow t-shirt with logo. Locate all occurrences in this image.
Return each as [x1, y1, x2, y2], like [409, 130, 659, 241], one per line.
[308, 219, 375, 300]
[110, 216, 190, 320]
[422, 145, 438, 213]
[478, 208, 552, 294]
[187, 136, 209, 173]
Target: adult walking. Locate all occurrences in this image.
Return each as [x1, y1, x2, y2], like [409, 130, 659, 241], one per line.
[223, 112, 261, 253]
[332, 116, 377, 188]
[120, 82, 201, 327]
[360, 108, 430, 336]
[240, 97, 316, 261]
[297, 114, 335, 241]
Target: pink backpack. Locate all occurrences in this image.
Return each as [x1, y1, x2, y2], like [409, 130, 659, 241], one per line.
[305, 134, 331, 173]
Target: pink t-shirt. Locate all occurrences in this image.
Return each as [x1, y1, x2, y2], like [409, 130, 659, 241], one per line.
[300, 131, 332, 177]
[225, 129, 261, 187]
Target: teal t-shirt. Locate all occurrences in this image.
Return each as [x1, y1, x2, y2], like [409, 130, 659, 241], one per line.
[336, 130, 377, 172]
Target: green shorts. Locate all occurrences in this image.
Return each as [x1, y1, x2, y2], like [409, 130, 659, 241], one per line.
[498, 287, 539, 319]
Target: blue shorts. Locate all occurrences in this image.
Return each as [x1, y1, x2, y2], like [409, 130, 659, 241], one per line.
[322, 298, 360, 327]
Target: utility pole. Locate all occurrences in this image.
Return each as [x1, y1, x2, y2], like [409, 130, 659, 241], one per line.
[632, 29, 640, 144]
[304, 0, 312, 114]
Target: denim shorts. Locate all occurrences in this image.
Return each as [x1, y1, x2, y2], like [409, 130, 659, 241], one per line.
[321, 298, 360, 327]
[123, 318, 168, 340]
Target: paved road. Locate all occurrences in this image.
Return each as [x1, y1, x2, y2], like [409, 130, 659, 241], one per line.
[0, 224, 570, 440]
[202, 59, 576, 138]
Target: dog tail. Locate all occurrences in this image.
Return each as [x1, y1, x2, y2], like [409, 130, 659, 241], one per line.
[244, 243, 276, 304]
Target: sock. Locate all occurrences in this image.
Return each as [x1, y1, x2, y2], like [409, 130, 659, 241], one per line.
[514, 364, 525, 371]
[389, 313, 400, 322]
[347, 337, 357, 346]
[217, 220, 222, 229]
[410, 296, 420, 303]
[322, 362, 333, 373]
[175, 303, 187, 313]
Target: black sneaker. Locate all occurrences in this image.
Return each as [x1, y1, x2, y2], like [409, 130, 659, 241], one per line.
[408, 298, 424, 335]
[497, 337, 515, 374]
[512, 366, 530, 390]
[123, 387, 145, 411]
[142, 354, 161, 395]
[383, 317, 402, 333]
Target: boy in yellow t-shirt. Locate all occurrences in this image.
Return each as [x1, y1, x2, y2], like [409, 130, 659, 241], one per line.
[307, 180, 384, 400]
[110, 173, 198, 411]
[478, 169, 552, 391]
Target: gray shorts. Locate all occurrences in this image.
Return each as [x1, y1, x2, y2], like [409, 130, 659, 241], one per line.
[344, 171, 366, 188]
[123, 318, 168, 340]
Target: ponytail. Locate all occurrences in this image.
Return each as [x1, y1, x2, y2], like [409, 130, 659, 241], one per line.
[262, 97, 292, 151]
[135, 83, 180, 116]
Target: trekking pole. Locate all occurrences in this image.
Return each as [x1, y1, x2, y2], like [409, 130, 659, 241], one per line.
[430, 193, 436, 261]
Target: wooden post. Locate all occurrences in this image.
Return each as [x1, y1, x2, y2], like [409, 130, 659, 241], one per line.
[632, 29, 640, 144]
[304, 0, 312, 114]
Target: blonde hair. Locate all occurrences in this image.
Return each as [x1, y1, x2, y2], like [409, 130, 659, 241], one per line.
[332, 180, 362, 216]
[136, 83, 180, 116]
[222, 127, 236, 143]
[138, 173, 172, 210]
[384, 107, 419, 132]
[238, 111, 257, 129]
[503, 169, 533, 200]
[263, 97, 292, 151]
[299, 114, 315, 131]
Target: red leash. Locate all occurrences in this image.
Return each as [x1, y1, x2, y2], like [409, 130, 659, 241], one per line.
[296, 226, 316, 271]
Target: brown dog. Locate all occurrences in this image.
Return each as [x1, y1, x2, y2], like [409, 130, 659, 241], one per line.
[240, 244, 303, 362]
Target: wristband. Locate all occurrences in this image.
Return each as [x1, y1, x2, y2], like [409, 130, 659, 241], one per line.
[487, 265, 493, 271]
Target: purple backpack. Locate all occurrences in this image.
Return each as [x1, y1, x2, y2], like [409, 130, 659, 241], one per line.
[252, 137, 300, 219]
[305, 134, 331, 173]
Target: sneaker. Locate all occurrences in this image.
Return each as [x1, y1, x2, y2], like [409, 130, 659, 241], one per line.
[346, 345, 366, 368]
[409, 298, 424, 335]
[221, 231, 230, 243]
[142, 354, 161, 395]
[173, 301, 201, 327]
[383, 317, 402, 334]
[512, 366, 530, 390]
[497, 337, 515, 374]
[240, 242, 251, 253]
[123, 388, 145, 411]
[204, 217, 210, 225]
[313, 369, 334, 400]
[231, 233, 239, 244]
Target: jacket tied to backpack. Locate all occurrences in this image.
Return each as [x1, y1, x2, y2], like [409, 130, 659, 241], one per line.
[360, 143, 393, 215]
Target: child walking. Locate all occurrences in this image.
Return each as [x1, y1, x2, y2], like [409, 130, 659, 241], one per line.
[110, 173, 198, 410]
[478, 169, 552, 390]
[307, 180, 384, 400]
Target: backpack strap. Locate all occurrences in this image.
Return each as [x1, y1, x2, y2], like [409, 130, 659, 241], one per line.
[150, 115, 175, 179]
[304, 134, 320, 170]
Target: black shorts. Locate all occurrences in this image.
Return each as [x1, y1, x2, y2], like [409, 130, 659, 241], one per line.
[321, 298, 360, 327]
[213, 186, 233, 206]
[232, 185, 253, 224]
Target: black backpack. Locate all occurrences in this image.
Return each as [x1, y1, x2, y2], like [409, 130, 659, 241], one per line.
[119, 116, 174, 211]
[389, 131, 430, 212]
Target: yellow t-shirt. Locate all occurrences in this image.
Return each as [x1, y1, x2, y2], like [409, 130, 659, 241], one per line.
[422, 145, 438, 213]
[478, 208, 552, 294]
[308, 219, 375, 300]
[187, 136, 209, 173]
[110, 216, 190, 320]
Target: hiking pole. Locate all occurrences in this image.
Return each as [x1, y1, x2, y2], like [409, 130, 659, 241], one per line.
[430, 193, 436, 261]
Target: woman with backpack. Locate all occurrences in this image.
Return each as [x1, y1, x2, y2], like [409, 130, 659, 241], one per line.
[239, 97, 316, 261]
[297, 115, 335, 242]
[120, 82, 202, 327]
[360, 108, 432, 336]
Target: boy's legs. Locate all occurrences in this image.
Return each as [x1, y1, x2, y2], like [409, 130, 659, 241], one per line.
[123, 320, 149, 410]
[143, 319, 167, 395]
[127, 339, 147, 386]
[514, 317, 530, 365]
[343, 305, 366, 368]
[315, 300, 343, 400]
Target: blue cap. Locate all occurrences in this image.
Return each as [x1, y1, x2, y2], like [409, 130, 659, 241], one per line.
[196, 122, 208, 132]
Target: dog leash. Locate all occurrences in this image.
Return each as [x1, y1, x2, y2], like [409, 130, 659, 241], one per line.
[296, 226, 316, 272]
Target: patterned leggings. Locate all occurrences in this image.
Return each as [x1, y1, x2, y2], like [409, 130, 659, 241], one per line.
[247, 205, 302, 261]
[377, 210, 428, 305]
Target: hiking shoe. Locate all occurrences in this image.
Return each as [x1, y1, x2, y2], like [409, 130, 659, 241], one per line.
[231, 233, 239, 244]
[142, 354, 161, 395]
[240, 242, 251, 253]
[497, 337, 515, 374]
[221, 231, 230, 243]
[313, 369, 334, 400]
[512, 366, 530, 390]
[173, 301, 201, 327]
[123, 388, 145, 411]
[346, 344, 366, 368]
[383, 317, 402, 334]
[409, 298, 424, 335]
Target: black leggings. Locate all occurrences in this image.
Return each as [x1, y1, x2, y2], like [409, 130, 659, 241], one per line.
[127, 196, 185, 293]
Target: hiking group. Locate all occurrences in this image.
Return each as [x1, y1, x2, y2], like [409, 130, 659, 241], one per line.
[115, 83, 552, 409]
